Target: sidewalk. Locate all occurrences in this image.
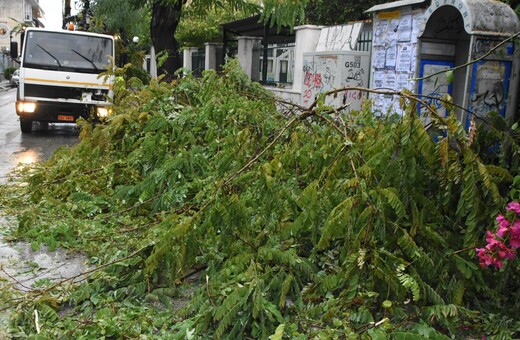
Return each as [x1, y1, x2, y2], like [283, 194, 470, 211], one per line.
[0, 79, 11, 90]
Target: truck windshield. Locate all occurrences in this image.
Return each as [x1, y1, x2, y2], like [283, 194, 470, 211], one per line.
[23, 31, 113, 74]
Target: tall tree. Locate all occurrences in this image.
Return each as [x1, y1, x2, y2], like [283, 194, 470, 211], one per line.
[150, 0, 184, 78]
[86, 0, 308, 80]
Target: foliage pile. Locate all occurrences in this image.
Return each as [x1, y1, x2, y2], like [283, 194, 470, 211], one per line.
[1, 61, 520, 338]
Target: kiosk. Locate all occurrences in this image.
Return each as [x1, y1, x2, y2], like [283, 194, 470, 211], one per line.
[367, 0, 520, 127]
[418, 0, 520, 127]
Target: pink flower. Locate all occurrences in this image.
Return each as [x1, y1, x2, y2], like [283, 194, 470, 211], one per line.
[506, 201, 520, 214]
[486, 230, 496, 243]
[496, 214, 510, 237]
[476, 204, 520, 269]
[496, 224, 509, 238]
[510, 220, 520, 249]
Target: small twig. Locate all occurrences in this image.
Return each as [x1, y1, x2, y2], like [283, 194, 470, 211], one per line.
[0, 245, 147, 312]
[232, 232, 259, 252]
[223, 116, 299, 186]
[448, 246, 475, 255]
[0, 267, 33, 291]
[93, 193, 162, 221]
[206, 274, 215, 306]
[179, 265, 207, 282]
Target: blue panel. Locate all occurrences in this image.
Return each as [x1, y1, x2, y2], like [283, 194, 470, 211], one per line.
[417, 59, 455, 117]
[467, 60, 512, 130]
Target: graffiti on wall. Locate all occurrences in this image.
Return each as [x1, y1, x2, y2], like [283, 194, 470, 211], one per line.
[417, 60, 454, 121]
[469, 61, 511, 123]
[302, 56, 338, 106]
[302, 53, 369, 110]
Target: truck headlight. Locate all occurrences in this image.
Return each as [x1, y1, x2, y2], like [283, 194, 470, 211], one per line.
[17, 102, 37, 113]
[96, 107, 112, 118]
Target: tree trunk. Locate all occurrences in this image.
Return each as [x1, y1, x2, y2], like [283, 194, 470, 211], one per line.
[151, 0, 183, 80]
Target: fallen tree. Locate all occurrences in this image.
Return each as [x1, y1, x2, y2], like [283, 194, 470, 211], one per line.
[1, 61, 520, 338]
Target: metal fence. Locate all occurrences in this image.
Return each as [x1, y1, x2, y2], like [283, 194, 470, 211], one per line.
[191, 48, 205, 77]
[354, 29, 372, 52]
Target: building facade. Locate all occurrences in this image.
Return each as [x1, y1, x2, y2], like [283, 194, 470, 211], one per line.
[0, 0, 44, 75]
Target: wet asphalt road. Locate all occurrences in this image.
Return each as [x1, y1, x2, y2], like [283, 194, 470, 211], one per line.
[0, 86, 79, 184]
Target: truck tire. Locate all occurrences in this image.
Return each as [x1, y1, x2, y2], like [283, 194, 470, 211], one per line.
[20, 118, 33, 133]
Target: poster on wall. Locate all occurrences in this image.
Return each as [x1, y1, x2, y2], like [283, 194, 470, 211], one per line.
[398, 11, 413, 42]
[396, 44, 413, 72]
[370, 7, 425, 115]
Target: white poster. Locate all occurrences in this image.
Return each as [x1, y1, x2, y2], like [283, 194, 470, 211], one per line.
[397, 72, 414, 91]
[398, 14, 413, 42]
[396, 44, 413, 72]
[373, 47, 386, 69]
[373, 19, 389, 46]
[385, 44, 397, 68]
[373, 70, 385, 88]
[384, 72, 397, 89]
[386, 19, 400, 42]
[411, 10, 425, 43]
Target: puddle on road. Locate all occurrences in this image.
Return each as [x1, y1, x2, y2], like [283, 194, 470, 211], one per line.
[0, 214, 90, 334]
[0, 215, 90, 291]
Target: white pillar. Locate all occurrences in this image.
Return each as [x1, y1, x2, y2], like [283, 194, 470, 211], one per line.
[149, 46, 157, 78]
[292, 25, 323, 92]
[237, 36, 262, 78]
[182, 47, 199, 74]
[205, 42, 222, 70]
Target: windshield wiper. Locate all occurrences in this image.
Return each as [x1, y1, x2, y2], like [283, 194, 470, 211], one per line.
[36, 44, 62, 67]
[71, 49, 99, 71]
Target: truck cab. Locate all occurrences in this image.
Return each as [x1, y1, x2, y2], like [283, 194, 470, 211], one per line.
[15, 28, 115, 133]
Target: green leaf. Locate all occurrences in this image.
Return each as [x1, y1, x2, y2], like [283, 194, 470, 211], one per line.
[269, 324, 285, 340]
[445, 70, 454, 85]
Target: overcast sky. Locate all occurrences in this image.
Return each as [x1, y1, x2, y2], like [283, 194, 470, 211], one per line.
[39, 0, 77, 29]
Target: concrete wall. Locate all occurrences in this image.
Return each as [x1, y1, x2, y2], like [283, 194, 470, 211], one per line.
[266, 88, 302, 104]
[237, 36, 262, 78]
[0, 0, 43, 56]
[0, 2, 23, 52]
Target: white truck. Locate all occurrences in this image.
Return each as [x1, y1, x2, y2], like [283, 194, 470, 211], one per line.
[14, 28, 115, 133]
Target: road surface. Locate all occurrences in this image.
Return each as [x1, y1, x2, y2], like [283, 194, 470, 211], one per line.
[0, 86, 89, 325]
[0, 87, 79, 184]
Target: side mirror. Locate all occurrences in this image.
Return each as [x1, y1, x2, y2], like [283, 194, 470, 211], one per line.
[10, 41, 18, 59]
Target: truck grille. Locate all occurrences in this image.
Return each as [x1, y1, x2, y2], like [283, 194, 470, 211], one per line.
[24, 84, 109, 101]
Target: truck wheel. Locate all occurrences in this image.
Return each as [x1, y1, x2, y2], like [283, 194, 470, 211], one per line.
[20, 118, 33, 133]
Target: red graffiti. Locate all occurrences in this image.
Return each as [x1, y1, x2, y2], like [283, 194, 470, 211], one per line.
[304, 71, 323, 89]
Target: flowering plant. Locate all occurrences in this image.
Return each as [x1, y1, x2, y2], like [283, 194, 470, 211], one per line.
[476, 202, 520, 269]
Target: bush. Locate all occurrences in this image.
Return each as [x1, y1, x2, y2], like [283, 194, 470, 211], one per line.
[3, 67, 17, 80]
